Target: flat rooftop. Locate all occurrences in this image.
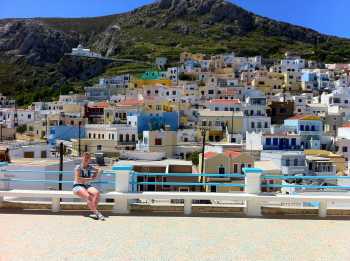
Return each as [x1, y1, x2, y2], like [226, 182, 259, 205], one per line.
[1, 212, 350, 261]
[115, 159, 193, 167]
[8, 158, 76, 167]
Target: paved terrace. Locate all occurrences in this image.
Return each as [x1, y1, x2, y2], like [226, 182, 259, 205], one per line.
[1, 211, 350, 261]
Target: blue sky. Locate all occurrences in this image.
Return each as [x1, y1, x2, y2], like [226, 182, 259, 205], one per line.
[1, 0, 349, 38]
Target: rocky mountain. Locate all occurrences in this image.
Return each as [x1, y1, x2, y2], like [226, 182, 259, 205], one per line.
[1, 0, 350, 105]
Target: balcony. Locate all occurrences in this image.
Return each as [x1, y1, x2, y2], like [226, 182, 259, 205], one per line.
[299, 131, 321, 136]
[263, 145, 302, 151]
[281, 165, 306, 175]
[309, 165, 336, 177]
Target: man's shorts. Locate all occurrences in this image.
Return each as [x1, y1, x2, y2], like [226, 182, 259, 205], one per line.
[72, 183, 92, 193]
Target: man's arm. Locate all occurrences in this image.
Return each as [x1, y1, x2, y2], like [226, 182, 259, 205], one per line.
[75, 167, 94, 183]
[92, 167, 102, 179]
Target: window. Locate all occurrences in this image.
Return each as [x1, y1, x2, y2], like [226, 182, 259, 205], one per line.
[155, 138, 162, 145]
[233, 164, 238, 173]
[266, 138, 271, 145]
[119, 134, 123, 142]
[285, 159, 290, 166]
[291, 138, 296, 146]
[273, 138, 278, 146]
[219, 166, 225, 174]
[343, 147, 348, 153]
[24, 151, 34, 158]
[126, 134, 130, 142]
[97, 145, 102, 151]
[300, 125, 304, 131]
[251, 122, 255, 128]
[41, 151, 47, 158]
[294, 159, 298, 166]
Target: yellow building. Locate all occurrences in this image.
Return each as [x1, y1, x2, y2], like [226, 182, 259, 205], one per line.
[180, 52, 206, 63]
[304, 150, 346, 173]
[143, 98, 174, 113]
[141, 130, 177, 158]
[252, 71, 284, 96]
[198, 110, 243, 142]
[198, 151, 254, 192]
[283, 72, 302, 94]
[62, 104, 83, 114]
[132, 79, 172, 88]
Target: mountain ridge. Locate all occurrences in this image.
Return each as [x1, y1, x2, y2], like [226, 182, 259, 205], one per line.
[1, 0, 350, 105]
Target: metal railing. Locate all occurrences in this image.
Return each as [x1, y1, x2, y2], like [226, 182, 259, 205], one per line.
[130, 172, 246, 192]
[0, 169, 116, 186]
[261, 175, 350, 190]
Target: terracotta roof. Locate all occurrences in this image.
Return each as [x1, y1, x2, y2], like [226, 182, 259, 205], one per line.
[118, 99, 144, 106]
[341, 122, 350, 128]
[287, 114, 321, 121]
[204, 150, 241, 159]
[204, 152, 218, 159]
[209, 99, 241, 105]
[223, 150, 241, 159]
[88, 101, 110, 108]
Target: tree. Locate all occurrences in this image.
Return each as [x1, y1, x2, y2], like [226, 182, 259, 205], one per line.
[16, 125, 27, 134]
[191, 151, 200, 166]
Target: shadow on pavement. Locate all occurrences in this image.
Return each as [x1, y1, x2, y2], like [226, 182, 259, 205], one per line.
[1, 208, 350, 221]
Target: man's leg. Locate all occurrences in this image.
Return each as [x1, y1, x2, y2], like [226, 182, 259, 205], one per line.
[74, 187, 96, 212]
[87, 187, 100, 210]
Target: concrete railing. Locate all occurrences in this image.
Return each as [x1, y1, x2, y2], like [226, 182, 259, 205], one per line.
[2, 166, 350, 218]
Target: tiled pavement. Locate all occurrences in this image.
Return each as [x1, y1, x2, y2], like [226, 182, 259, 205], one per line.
[1, 211, 350, 261]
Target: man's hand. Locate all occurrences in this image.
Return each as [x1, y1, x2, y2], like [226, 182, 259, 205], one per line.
[92, 168, 102, 179]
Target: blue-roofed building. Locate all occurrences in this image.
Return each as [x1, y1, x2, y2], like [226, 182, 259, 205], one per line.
[284, 115, 323, 149]
[48, 125, 86, 145]
[127, 112, 179, 133]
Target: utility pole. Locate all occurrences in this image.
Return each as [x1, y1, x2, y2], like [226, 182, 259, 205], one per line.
[59, 142, 63, 192]
[231, 110, 234, 142]
[200, 127, 207, 174]
[0, 122, 3, 142]
[78, 121, 81, 157]
[45, 114, 48, 144]
[199, 126, 208, 193]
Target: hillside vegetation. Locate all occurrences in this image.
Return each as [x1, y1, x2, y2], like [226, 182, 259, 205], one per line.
[1, 0, 350, 105]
